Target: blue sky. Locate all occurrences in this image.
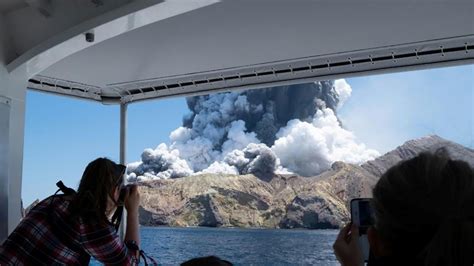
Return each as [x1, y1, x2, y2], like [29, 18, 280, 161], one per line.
[22, 65, 473, 206]
[339, 65, 474, 152]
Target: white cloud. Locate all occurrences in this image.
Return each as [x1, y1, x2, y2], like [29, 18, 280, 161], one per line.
[222, 120, 260, 156]
[272, 108, 379, 176]
[334, 79, 352, 109]
[198, 161, 239, 175]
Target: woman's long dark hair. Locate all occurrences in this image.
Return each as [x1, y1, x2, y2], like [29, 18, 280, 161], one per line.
[69, 158, 125, 224]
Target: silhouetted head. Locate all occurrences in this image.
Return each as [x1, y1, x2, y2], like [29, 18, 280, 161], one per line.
[181, 256, 233, 266]
[71, 158, 126, 223]
[370, 150, 474, 266]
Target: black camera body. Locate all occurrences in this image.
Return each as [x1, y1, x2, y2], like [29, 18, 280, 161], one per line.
[117, 184, 134, 206]
[85, 32, 95, 43]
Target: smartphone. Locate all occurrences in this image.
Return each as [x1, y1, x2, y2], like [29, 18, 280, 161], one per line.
[350, 198, 374, 262]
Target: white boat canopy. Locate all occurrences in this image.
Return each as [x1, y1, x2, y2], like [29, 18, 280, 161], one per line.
[4, 0, 474, 104]
[0, 0, 473, 240]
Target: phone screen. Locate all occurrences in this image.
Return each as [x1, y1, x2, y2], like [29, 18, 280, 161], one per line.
[358, 200, 373, 233]
[351, 198, 373, 262]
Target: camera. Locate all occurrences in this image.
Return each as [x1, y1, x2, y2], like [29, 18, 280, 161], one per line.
[117, 184, 135, 206]
[85, 32, 95, 43]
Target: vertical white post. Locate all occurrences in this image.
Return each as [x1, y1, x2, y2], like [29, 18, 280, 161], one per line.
[0, 71, 27, 243]
[1, 13, 31, 242]
[0, 97, 11, 242]
[119, 103, 127, 239]
[120, 103, 127, 166]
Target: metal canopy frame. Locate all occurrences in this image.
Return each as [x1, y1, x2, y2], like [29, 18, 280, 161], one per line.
[27, 36, 474, 105]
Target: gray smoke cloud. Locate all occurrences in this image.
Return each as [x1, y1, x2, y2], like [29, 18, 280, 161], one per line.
[183, 81, 339, 146]
[128, 80, 379, 181]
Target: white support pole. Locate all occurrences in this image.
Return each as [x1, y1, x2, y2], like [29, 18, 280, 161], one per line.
[120, 103, 127, 165]
[0, 96, 11, 242]
[0, 69, 27, 243]
[1, 13, 34, 243]
[118, 103, 127, 239]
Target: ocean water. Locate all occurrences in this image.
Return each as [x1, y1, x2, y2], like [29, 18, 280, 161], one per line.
[112, 227, 339, 265]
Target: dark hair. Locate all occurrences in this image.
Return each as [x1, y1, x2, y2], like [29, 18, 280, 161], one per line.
[69, 158, 125, 224]
[181, 256, 233, 266]
[372, 150, 474, 266]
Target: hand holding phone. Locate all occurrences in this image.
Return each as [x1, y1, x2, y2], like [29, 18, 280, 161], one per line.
[351, 198, 374, 262]
[333, 223, 364, 266]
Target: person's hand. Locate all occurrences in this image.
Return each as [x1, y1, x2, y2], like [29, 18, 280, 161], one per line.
[124, 184, 140, 212]
[333, 223, 364, 266]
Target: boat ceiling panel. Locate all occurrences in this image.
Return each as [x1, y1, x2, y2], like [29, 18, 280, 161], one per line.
[35, 0, 474, 103]
[0, 0, 26, 15]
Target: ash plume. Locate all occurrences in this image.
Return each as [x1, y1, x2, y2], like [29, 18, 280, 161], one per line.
[128, 79, 379, 180]
[183, 81, 338, 146]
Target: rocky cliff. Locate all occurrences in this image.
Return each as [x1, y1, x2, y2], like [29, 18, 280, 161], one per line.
[362, 135, 474, 177]
[138, 135, 473, 229]
[138, 162, 377, 229]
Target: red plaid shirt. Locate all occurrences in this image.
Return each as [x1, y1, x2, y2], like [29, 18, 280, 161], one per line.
[0, 196, 137, 265]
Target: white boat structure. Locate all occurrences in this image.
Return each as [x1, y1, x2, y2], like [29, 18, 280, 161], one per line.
[0, 0, 473, 241]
